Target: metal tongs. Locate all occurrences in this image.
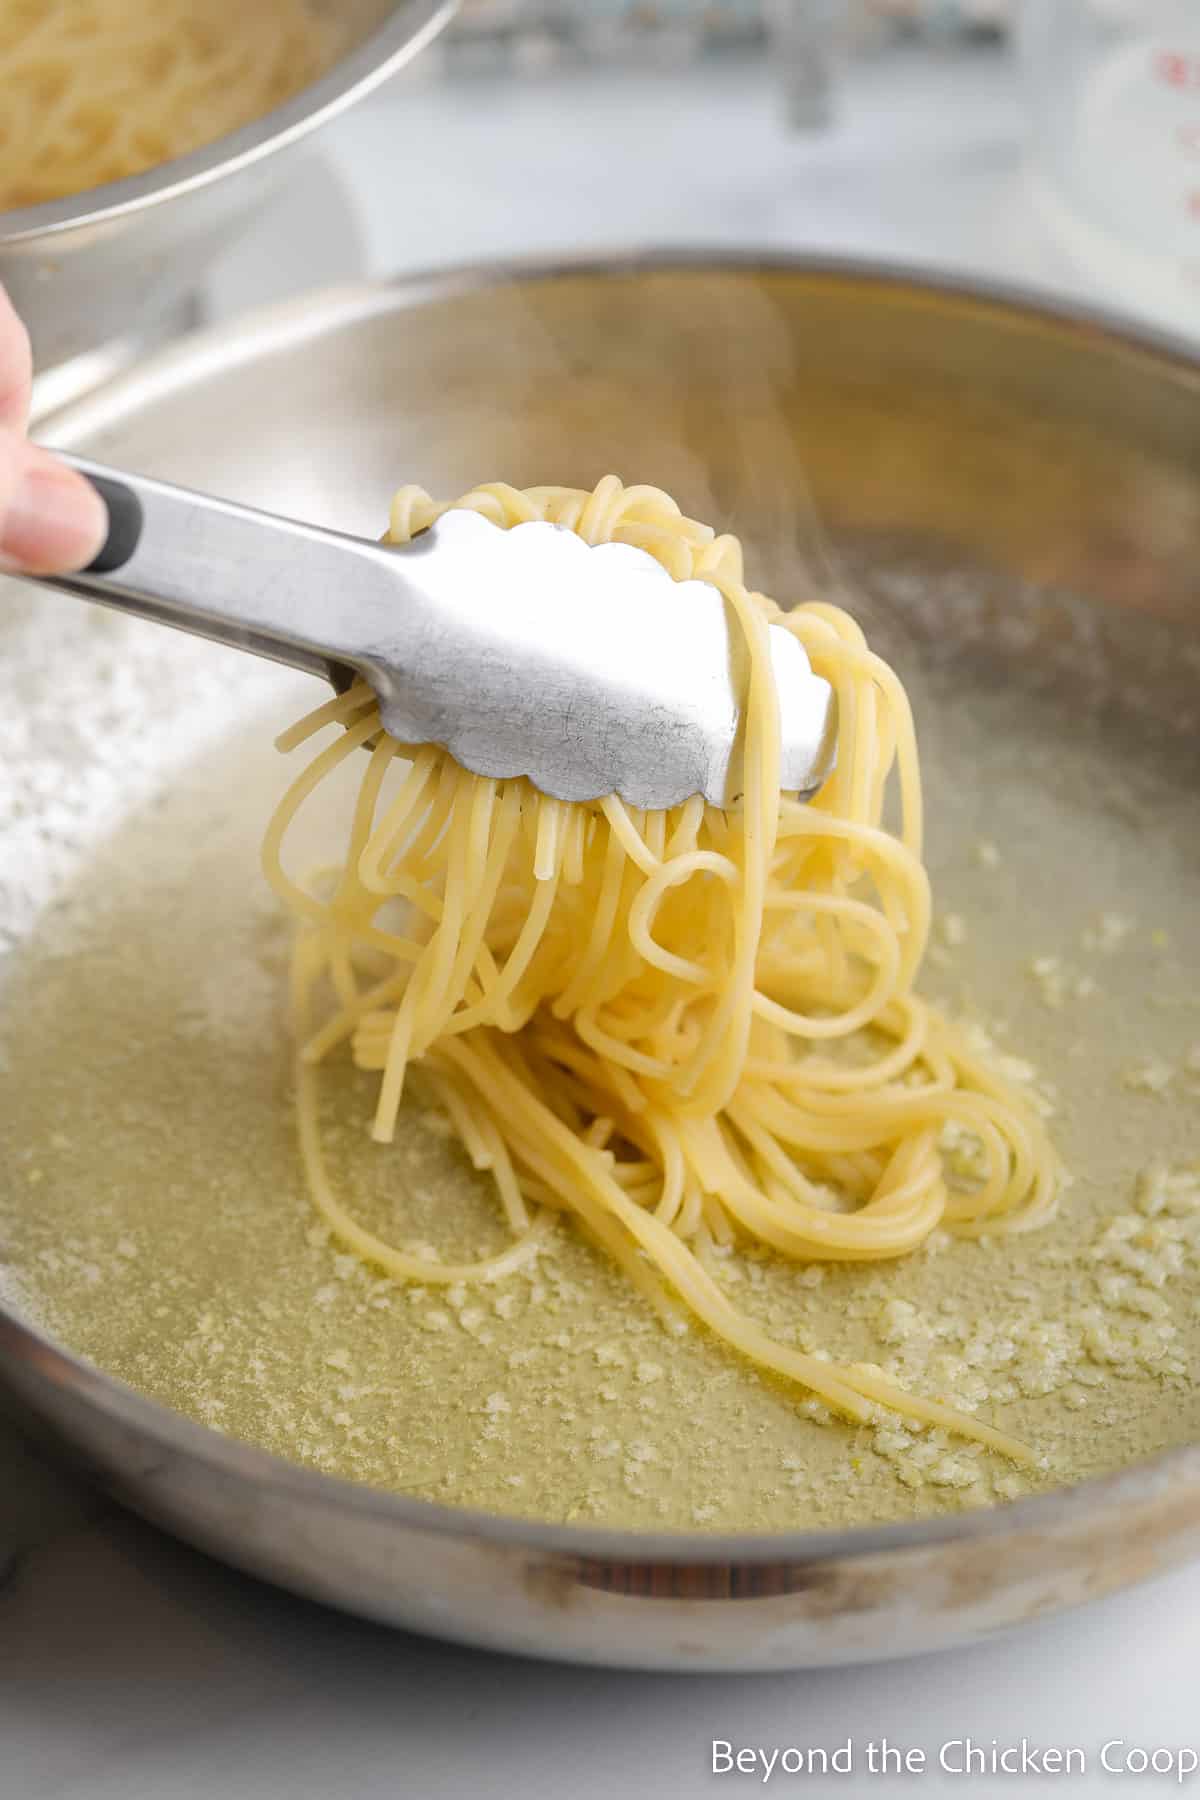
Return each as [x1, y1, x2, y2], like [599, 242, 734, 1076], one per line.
[34, 455, 838, 811]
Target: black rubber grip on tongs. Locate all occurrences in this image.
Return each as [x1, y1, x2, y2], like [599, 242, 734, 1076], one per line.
[81, 473, 144, 575]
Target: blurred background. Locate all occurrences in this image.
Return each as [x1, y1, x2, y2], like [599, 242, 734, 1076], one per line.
[194, 0, 1197, 355]
[9, 0, 1195, 418]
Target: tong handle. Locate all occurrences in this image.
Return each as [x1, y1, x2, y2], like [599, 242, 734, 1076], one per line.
[38, 453, 401, 688]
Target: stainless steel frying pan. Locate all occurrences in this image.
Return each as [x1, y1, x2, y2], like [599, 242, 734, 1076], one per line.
[1, 258, 1198, 1670]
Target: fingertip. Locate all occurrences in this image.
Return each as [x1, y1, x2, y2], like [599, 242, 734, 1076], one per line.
[0, 284, 34, 432]
[0, 447, 109, 575]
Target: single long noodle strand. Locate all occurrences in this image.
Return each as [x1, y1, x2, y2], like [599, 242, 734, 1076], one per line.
[272, 476, 1061, 1465]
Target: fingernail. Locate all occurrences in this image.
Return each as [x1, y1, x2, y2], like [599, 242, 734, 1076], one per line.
[1, 459, 108, 575]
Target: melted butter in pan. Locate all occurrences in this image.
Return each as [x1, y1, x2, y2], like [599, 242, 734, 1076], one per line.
[2, 594, 1199, 1532]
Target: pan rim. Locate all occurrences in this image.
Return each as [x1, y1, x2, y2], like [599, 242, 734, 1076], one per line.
[34, 247, 1200, 448]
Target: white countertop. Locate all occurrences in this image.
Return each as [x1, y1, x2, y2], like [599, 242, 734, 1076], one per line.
[5, 45, 1199, 1799]
[210, 43, 1093, 322]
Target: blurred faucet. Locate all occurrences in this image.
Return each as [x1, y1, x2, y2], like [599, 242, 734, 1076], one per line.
[767, 0, 1014, 131]
[766, 0, 847, 129]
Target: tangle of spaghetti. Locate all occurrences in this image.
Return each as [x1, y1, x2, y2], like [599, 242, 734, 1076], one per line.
[265, 478, 1062, 1460]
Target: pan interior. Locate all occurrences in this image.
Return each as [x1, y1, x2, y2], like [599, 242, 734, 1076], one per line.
[1, 268, 1198, 1533]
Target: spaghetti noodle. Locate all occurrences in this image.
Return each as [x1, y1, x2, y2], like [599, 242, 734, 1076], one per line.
[0, 0, 335, 211]
[265, 478, 1062, 1460]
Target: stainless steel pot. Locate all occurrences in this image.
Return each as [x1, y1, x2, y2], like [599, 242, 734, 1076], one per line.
[0, 0, 452, 375]
[1, 258, 1198, 1670]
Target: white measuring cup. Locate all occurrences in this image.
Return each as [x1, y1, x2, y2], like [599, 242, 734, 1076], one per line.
[1020, 0, 1200, 338]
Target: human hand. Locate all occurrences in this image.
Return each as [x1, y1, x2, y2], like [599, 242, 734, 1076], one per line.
[0, 284, 108, 574]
